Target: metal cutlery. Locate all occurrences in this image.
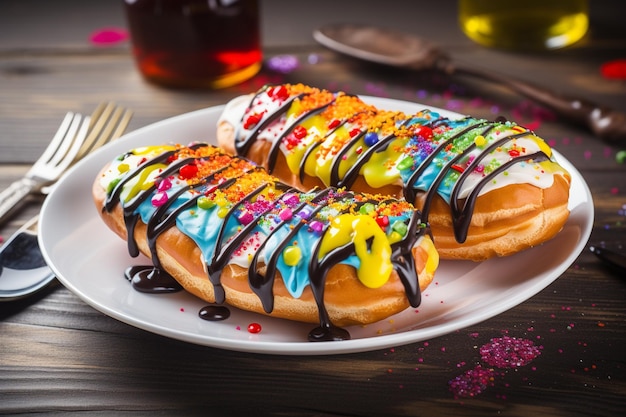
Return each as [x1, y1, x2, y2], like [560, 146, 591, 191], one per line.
[313, 24, 626, 144]
[0, 103, 132, 301]
[589, 245, 626, 273]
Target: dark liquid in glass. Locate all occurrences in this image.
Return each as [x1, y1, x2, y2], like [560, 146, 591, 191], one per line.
[124, 0, 262, 88]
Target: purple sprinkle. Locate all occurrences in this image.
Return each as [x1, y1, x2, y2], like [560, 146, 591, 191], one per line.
[282, 193, 300, 206]
[267, 55, 299, 73]
[297, 207, 312, 219]
[307, 54, 320, 64]
[308, 220, 324, 235]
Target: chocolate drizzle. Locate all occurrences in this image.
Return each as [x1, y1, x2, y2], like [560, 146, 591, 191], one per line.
[267, 99, 335, 175]
[124, 265, 183, 293]
[248, 187, 331, 314]
[103, 144, 428, 342]
[236, 87, 555, 245]
[234, 88, 308, 157]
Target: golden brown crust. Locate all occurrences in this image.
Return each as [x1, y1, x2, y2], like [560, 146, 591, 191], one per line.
[217, 120, 571, 262]
[93, 165, 436, 326]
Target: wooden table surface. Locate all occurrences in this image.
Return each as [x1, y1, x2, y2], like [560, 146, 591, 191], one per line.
[1, 1, 625, 415]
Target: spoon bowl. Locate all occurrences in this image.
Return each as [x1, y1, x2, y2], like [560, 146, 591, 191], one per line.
[0, 215, 56, 301]
[313, 24, 445, 69]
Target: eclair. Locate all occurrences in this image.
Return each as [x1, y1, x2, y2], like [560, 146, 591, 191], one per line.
[93, 143, 438, 341]
[217, 83, 571, 261]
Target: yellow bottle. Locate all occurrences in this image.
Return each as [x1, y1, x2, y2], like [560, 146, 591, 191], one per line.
[458, 0, 589, 50]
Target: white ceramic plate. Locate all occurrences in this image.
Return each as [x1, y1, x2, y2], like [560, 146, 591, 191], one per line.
[39, 98, 594, 355]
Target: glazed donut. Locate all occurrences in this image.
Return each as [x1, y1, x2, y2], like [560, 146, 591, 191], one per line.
[93, 143, 438, 341]
[217, 83, 571, 261]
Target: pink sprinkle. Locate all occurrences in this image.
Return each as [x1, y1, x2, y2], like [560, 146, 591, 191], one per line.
[584, 150, 592, 160]
[156, 177, 172, 192]
[524, 119, 541, 131]
[448, 365, 496, 398]
[151, 191, 168, 207]
[89, 27, 129, 46]
[610, 187, 619, 195]
[480, 336, 542, 368]
[279, 207, 293, 221]
[238, 210, 254, 225]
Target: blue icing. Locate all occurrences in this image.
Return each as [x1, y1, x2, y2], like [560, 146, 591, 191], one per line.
[396, 117, 485, 203]
[176, 206, 226, 264]
[268, 224, 316, 298]
[135, 185, 189, 223]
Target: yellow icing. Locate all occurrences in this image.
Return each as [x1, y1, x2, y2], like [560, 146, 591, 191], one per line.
[319, 214, 393, 289]
[422, 236, 439, 276]
[285, 115, 325, 175]
[132, 144, 177, 156]
[361, 137, 406, 188]
[531, 135, 553, 158]
[124, 163, 167, 202]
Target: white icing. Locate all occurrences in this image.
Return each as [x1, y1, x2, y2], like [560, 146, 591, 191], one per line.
[452, 136, 557, 199]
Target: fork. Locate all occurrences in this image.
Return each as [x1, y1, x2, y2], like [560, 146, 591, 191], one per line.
[0, 103, 133, 224]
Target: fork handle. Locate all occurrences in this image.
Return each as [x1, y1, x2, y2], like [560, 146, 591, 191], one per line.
[0, 178, 37, 225]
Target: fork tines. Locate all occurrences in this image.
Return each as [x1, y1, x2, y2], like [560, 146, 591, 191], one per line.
[75, 102, 133, 161]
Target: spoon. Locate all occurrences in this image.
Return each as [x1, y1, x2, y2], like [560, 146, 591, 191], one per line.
[0, 215, 57, 302]
[313, 24, 626, 144]
[589, 245, 626, 273]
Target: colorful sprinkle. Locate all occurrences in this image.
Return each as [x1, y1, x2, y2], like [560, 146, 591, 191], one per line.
[601, 59, 626, 80]
[179, 164, 198, 179]
[267, 54, 299, 73]
[364, 132, 379, 146]
[247, 322, 262, 333]
[283, 246, 302, 266]
[89, 27, 129, 46]
[448, 365, 496, 398]
[151, 191, 168, 207]
[480, 336, 542, 368]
